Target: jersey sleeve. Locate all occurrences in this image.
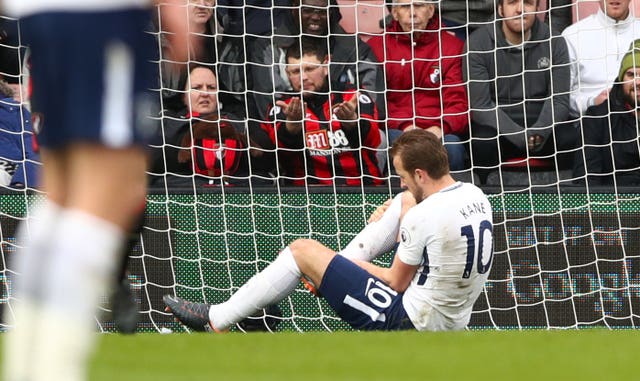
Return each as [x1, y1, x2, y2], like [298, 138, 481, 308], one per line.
[395, 207, 431, 266]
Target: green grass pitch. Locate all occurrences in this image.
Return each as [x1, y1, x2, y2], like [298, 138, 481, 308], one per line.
[1, 329, 638, 380]
[4, 329, 633, 381]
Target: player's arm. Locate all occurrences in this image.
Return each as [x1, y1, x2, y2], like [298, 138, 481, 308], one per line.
[154, 0, 196, 62]
[352, 256, 418, 293]
[340, 192, 404, 262]
[368, 190, 416, 224]
[353, 205, 427, 292]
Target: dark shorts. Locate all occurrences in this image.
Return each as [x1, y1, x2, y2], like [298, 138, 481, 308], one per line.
[21, 9, 158, 149]
[318, 255, 415, 331]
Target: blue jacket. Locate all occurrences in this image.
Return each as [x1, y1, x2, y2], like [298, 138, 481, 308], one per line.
[0, 96, 40, 188]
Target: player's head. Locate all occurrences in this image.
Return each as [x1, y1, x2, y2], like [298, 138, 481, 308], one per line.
[390, 129, 449, 202]
[285, 38, 329, 98]
[184, 65, 218, 115]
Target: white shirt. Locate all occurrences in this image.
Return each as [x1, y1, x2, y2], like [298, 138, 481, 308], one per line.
[398, 182, 493, 331]
[562, 9, 640, 115]
[4, 0, 150, 17]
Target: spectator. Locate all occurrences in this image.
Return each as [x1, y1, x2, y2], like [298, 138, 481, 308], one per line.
[464, 0, 578, 175]
[150, 65, 275, 187]
[263, 40, 383, 186]
[544, 0, 573, 35]
[562, 0, 640, 116]
[216, 0, 292, 121]
[159, 0, 218, 112]
[368, 0, 469, 171]
[573, 39, 640, 186]
[439, 0, 495, 39]
[273, 0, 386, 119]
[0, 80, 39, 188]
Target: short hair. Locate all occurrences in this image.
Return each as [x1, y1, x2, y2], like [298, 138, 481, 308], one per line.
[389, 129, 450, 179]
[187, 64, 217, 78]
[285, 36, 329, 63]
[0, 80, 14, 98]
[386, 0, 439, 12]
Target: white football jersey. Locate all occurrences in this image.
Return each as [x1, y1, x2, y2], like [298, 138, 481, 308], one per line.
[398, 182, 493, 331]
[4, 0, 150, 17]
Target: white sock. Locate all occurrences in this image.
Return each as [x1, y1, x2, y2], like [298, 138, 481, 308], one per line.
[340, 193, 402, 262]
[4, 200, 61, 381]
[41, 209, 123, 318]
[24, 209, 123, 381]
[10, 200, 62, 300]
[209, 246, 301, 330]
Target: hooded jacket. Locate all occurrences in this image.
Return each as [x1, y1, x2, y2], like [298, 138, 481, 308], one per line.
[367, 17, 468, 135]
[562, 8, 640, 115]
[464, 18, 572, 150]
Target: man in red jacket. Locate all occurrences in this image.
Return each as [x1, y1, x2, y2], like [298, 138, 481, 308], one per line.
[368, 0, 469, 170]
[262, 38, 384, 186]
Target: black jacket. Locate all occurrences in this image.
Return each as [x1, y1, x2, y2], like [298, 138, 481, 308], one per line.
[573, 83, 640, 186]
[272, 1, 385, 117]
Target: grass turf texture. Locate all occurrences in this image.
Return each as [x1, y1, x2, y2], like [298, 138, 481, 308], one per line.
[4, 329, 635, 381]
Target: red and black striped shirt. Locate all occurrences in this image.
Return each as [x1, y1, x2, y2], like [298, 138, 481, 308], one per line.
[262, 86, 384, 186]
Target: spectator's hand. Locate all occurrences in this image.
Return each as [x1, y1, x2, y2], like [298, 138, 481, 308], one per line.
[177, 113, 247, 163]
[276, 98, 306, 134]
[332, 93, 359, 129]
[593, 89, 609, 107]
[276, 98, 305, 121]
[527, 134, 544, 152]
[0, 159, 17, 187]
[367, 198, 393, 224]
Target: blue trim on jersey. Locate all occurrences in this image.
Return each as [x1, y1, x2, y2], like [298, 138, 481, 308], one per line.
[318, 255, 415, 331]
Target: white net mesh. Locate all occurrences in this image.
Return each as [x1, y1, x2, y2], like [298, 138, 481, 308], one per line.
[1, 1, 639, 333]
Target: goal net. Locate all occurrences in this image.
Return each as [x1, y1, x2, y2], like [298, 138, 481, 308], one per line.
[1, 1, 639, 333]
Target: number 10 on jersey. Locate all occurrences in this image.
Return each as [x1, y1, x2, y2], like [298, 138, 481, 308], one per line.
[417, 220, 493, 286]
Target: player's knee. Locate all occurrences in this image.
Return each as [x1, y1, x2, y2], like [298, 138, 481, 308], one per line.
[288, 239, 313, 256]
[289, 239, 334, 262]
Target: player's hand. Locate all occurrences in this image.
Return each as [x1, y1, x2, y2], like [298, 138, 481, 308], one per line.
[332, 93, 359, 129]
[368, 198, 393, 224]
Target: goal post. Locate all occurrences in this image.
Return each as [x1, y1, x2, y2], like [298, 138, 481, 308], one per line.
[1, 1, 640, 333]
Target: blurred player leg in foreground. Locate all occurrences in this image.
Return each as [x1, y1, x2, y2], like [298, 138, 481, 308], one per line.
[111, 207, 146, 334]
[2, 1, 192, 380]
